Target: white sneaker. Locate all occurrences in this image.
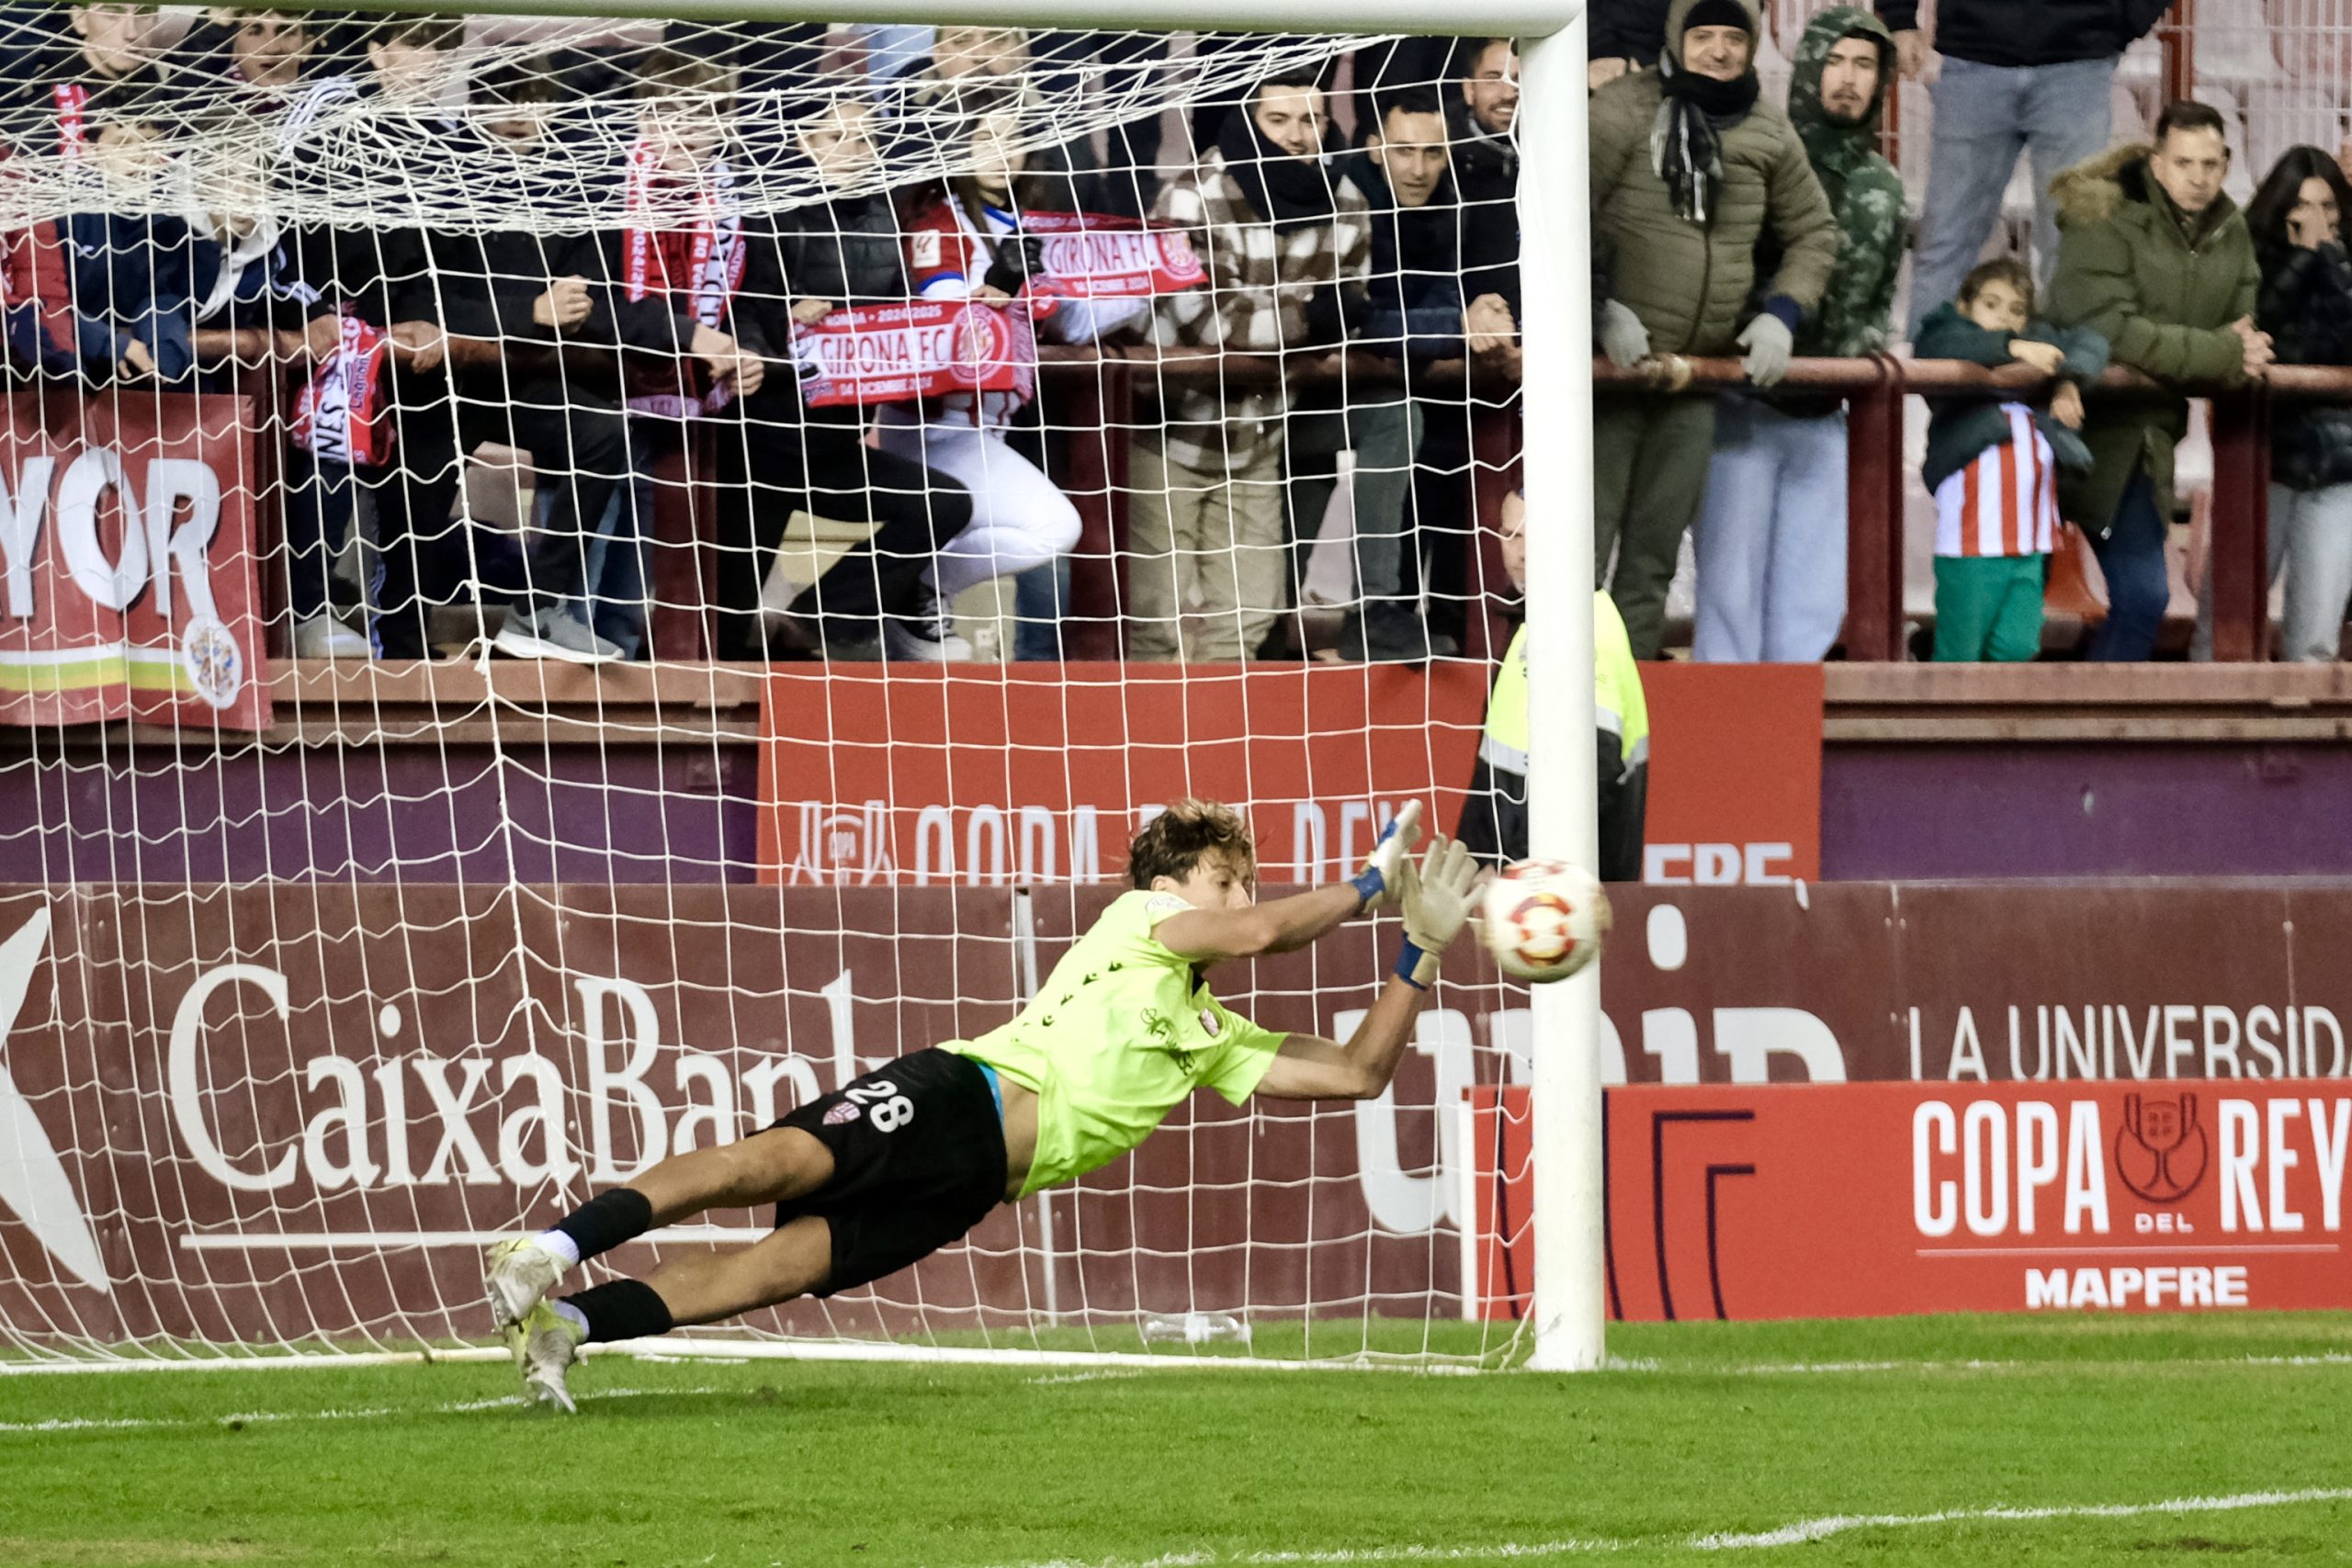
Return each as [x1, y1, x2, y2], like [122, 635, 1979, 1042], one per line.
[484, 1235, 566, 1331]
[885, 608, 974, 662]
[293, 614, 369, 660]
[510, 1299, 585, 1415]
[493, 606, 623, 665]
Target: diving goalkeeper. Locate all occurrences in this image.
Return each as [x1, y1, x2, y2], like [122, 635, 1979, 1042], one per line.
[483, 797, 1481, 1409]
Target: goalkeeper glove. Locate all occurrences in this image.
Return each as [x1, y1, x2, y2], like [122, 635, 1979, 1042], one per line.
[1348, 800, 1424, 913]
[1394, 836, 1479, 989]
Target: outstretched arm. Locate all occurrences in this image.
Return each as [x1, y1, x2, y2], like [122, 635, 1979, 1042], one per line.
[1153, 882, 1368, 964]
[1155, 802, 1425, 964]
[1254, 977, 1428, 1100]
[1253, 838, 1485, 1102]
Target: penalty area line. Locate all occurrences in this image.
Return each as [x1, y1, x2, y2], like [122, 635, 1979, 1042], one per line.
[990, 1486, 2352, 1568]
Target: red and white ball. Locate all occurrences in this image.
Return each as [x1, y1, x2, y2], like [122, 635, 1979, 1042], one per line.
[1480, 861, 1611, 983]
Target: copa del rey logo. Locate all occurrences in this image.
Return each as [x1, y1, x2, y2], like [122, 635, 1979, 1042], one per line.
[2116, 1091, 2209, 1203]
[0, 908, 110, 1292]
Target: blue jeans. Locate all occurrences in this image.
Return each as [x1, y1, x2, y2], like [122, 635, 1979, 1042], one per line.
[1691, 401, 1849, 662]
[1907, 54, 2117, 335]
[1012, 557, 1071, 660]
[2086, 471, 2169, 661]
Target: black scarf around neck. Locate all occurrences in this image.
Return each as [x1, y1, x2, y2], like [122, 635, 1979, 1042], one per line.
[1652, 51, 1760, 224]
[1216, 107, 1337, 233]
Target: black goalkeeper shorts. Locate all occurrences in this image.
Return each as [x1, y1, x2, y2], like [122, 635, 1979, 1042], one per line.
[768, 1047, 1009, 1296]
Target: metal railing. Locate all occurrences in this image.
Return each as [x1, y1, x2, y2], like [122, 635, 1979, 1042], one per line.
[1027, 347, 2352, 663]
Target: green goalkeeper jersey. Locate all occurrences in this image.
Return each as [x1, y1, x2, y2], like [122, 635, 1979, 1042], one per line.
[944, 890, 1286, 1197]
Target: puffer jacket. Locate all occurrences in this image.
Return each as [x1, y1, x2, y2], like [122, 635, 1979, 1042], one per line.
[2045, 141, 2260, 536]
[2259, 240, 2352, 492]
[1589, 0, 1838, 356]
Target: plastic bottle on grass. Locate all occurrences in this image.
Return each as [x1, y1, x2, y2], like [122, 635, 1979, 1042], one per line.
[1140, 1312, 1251, 1347]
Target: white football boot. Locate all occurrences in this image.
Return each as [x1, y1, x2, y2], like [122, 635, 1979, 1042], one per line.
[483, 1236, 567, 1331]
[511, 1299, 586, 1415]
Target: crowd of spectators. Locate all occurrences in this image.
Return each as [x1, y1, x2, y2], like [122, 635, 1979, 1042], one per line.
[0, 6, 1535, 667]
[1589, 0, 2349, 666]
[6, 5, 2352, 668]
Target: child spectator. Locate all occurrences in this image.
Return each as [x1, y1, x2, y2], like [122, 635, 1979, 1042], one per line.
[5, 4, 169, 159]
[66, 111, 372, 657]
[283, 12, 478, 660]
[895, 92, 1140, 654]
[168, 7, 333, 106]
[453, 57, 641, 664]
[1916, 257, 2109, 662]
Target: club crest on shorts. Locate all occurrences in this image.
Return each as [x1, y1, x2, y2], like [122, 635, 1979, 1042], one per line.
[823, 1100, 861, 1125]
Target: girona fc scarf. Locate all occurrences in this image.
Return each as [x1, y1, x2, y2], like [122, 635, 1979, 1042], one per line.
[620, 139, 746, 417]
[290, 314, 392, 467]
[54, 84, 86, 159]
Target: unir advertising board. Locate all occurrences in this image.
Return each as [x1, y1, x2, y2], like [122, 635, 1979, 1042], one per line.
[1470, 1080, 2352, 1321]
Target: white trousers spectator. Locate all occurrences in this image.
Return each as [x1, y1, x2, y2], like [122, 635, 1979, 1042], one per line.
[876, 408, 1083, 603]
[1691, 401, 1849, 663]
[2192, 482, 2352, 663]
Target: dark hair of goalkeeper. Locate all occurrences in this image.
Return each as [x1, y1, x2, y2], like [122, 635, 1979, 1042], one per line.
[1127, 799, 1258, 891]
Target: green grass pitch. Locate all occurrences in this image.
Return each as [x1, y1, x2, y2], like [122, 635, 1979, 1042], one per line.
[5, 1313, 2351, 1568]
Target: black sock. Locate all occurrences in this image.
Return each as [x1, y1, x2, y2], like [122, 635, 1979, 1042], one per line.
[555, 1188, 654, 1263]
[565, 1280, 676, 1345]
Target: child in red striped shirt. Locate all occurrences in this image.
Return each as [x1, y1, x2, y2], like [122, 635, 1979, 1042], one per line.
[1916, 259, 2109, 661]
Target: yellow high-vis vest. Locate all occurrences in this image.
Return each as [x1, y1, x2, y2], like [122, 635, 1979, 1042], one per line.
[1480, 592, 1649, 778]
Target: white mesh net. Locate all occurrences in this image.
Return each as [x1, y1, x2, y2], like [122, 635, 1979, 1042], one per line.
[0, 11, 1541, 1370]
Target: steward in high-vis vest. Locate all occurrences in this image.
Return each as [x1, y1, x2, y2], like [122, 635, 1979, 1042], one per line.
[1457, 591, 1649, 882]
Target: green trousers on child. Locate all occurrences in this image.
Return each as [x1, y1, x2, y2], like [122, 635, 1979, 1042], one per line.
[1934, 555, 2046, 661]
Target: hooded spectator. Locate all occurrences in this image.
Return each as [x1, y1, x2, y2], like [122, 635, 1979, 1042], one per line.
[1589, 0, 1838, 660]
[1691, 6, 1903, 663]
[2047, 102, 2268, 662]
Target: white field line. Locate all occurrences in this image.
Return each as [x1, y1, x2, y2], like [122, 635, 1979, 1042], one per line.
[1690, 1487, 2352, 1549]
[1604, 1351, 2352, 1375]
[0, 1384, 725, 1436]
[992, 1486, 2352, 1568]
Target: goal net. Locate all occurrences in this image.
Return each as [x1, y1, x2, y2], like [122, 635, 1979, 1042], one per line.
[0, 8, 1544, 1371]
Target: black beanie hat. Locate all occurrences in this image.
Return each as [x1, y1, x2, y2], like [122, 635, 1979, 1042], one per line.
[1682, 0, 1753, 35]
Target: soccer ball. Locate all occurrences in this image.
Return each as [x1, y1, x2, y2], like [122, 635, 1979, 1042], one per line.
[1480, 861, 1611, 984]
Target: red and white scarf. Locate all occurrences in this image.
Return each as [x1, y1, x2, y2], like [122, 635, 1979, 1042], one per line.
[290, 313, 392, 467]
[621, 138, 746, 417]
[54, 84, 87, 161]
